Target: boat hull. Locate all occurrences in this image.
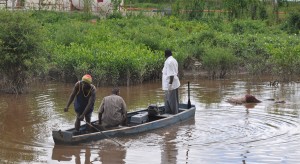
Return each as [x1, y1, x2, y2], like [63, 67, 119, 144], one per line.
[53, 104, 196, 145]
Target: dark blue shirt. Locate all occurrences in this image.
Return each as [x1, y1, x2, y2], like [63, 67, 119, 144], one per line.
[74, 81, 94, 114]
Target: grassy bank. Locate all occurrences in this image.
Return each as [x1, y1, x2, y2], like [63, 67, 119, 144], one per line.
[1, 4, 300, 93]
[38, 11, 299, 84]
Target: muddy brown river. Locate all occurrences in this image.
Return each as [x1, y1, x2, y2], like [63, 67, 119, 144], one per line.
[0, 75, 300, 163]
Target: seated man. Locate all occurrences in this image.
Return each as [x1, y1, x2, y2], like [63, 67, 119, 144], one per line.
[98, 88, 127, 128]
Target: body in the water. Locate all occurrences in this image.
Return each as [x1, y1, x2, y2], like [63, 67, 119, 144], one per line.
[226, 94, 285, 105]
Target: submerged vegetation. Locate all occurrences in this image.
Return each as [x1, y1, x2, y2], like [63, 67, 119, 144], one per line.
[1, 0, 300, 93]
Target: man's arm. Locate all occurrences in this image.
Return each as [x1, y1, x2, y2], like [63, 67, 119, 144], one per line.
[168, 76, 174, 90]
[121, 98, 127, 125]
[98, 98, 105, 124]
[64, 82, 79, 112]
[169, 76, 174, 84]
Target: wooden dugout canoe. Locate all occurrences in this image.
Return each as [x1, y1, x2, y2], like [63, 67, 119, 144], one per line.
[52, 103, 196, 145]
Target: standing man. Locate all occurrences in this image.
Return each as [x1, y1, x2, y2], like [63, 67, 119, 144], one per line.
[162, 49, 180, 114]
[64, 74, 96, 132]
[98, 88, 127, 128]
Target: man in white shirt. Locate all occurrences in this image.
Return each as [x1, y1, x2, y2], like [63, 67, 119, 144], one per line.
[162, 49, 180, 114]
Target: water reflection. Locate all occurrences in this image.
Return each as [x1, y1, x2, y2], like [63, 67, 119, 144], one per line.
[97, 144, 126, 164]
[52, 145, 91, 163]
[160, 126, 179, 164]
[1, 76, 300, 163]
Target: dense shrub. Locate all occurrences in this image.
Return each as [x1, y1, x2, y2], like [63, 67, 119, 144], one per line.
[1, 8, 299, 91]
[282, 11, 300, 34]
[0, 10, 45, 93]
[231, 20, 269, 34]
[202, 47, 238, 79]
[39, 11, 300, 83]
[265, 35, 300, 81]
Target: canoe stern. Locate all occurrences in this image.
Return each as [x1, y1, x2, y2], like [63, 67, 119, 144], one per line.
[52, 130, 74, 144]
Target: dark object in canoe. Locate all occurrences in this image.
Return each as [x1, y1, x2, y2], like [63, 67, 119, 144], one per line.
[52, 103, 196, 145]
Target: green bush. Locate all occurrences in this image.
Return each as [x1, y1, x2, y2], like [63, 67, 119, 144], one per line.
[0, 10, 297, 88]
[282, 11, 300, 34]
[265, 35, 300, 81]
[202, 47, 238, 79]
[232, 20, 269, 34]
[0, 10, 45, 93]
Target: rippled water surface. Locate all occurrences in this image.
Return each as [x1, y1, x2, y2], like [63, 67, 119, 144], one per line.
[0, 75, 300, 164]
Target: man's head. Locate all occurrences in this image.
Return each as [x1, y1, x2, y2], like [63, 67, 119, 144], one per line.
[112, 88, 120, 95]
[82, 74, 92, 84]
[165, 49, 172, 59]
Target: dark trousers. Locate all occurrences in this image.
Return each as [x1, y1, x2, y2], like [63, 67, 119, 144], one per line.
[75, 112, 92, 131]
[164, 88, 179, 114]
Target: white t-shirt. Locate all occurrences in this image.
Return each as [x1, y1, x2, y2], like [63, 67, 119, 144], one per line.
[162, 56, 180, 90]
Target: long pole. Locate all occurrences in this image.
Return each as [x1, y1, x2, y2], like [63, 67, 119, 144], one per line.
[81, 119, 124, 146]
